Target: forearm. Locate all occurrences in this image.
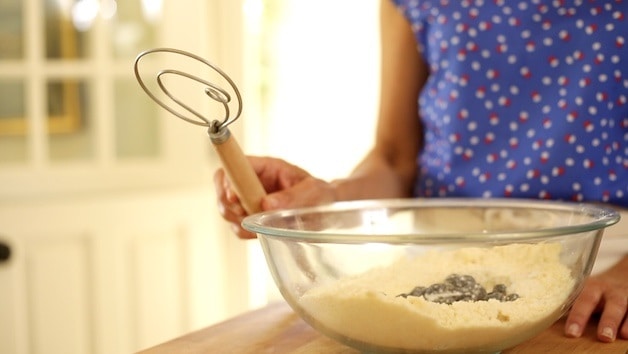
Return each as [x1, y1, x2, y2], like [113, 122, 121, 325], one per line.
[327, 0, 425, 203]
[330, 149, 416, 202]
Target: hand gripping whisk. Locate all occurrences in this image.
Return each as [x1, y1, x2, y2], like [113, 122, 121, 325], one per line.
[134, 48, 266, 214]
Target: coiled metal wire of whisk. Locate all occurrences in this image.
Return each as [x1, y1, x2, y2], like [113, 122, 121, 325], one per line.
[134, 48, 266, 214]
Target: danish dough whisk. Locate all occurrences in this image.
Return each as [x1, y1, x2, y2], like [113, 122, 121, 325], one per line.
[134, 47, 266, 214]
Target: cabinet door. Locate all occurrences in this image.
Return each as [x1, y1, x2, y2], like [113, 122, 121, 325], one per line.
[0, 187, 248, 354]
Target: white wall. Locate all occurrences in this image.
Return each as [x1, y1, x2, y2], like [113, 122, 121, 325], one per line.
[242, 0, 381, 304]
[256, 0, 381, 180]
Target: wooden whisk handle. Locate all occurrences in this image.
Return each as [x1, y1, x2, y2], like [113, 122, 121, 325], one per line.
[209, 128, 266, 215]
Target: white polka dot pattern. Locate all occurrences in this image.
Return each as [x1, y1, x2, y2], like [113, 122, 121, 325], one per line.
[392, 0, 628, 206]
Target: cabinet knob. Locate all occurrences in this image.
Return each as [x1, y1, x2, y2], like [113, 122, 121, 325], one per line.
[0, 241, 10, 263]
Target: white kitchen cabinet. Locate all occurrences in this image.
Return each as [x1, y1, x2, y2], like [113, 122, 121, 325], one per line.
[0, 1, 255, 353]
[0, 187, 251, 354]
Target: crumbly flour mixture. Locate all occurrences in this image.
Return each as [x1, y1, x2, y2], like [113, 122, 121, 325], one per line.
[298, 243, 574, 352]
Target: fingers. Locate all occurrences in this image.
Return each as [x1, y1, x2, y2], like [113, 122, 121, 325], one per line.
[214, 169, 244, 219]
[621, 314, 628, 340]
[213, 157, 334, 239]
[231, 224, 258, 239]
[565, 276, 628, 342]
[214, 168, 254, 239]
[596, 288, 628, 342]
[565, 279, 604, 338]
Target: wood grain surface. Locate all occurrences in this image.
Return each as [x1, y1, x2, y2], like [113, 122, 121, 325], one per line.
[138, 302, 628, 354]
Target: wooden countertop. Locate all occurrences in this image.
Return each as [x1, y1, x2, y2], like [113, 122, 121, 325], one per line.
[139, 302, 627, 354]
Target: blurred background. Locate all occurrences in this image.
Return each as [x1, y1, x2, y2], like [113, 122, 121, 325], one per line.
[0, 0, 379, 353]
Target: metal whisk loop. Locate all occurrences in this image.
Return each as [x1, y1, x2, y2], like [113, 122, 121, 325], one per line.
[155, 69, 233, 127]
[134, 47, 266, 215]
[133, 47, 242, 132]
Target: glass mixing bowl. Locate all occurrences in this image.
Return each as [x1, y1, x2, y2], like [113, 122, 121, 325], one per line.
[242, 198, 620, 354]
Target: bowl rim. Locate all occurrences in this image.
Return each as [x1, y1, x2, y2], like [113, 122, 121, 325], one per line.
[241, 198, 621, 243]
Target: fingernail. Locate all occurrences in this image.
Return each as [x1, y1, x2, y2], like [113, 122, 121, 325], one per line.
[601, 327, 615, 341]
[566, 323, 580, 337]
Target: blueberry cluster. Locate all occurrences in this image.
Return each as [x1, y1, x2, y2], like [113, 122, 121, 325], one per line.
[398, 274, 520, 305]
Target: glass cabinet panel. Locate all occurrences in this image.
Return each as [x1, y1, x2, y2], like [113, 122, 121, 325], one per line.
[114, 78, 160, 158]
[0, 80, 25, 131]
[44, 0, 89, 59]
[0, 0, 23, 59]
[0, 80, 27, 163]
[0, 0, 26, 164]
[111, 0, 159, 59]
[48, 80, 94, 161]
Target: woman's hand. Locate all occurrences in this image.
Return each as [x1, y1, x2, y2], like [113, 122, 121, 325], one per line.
[214, 156, 336, 239]
[565, 255, 628, 342]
